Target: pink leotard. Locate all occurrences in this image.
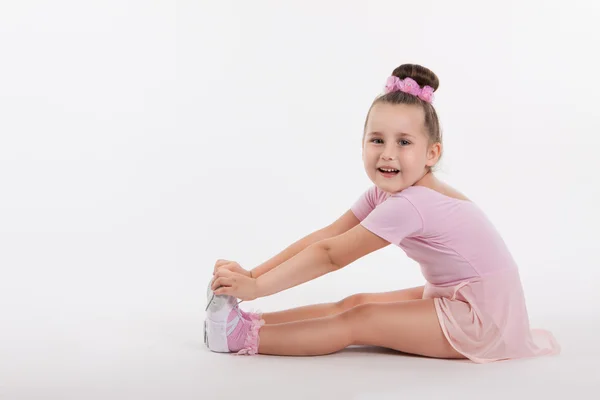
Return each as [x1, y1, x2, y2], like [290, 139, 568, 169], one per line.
[351, 184, 560, 363]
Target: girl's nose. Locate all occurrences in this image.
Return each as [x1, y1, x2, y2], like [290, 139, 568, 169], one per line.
[381, 151, 396, 161]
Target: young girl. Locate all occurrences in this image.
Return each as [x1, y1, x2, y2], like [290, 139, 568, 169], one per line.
[203, 63, 561, 363]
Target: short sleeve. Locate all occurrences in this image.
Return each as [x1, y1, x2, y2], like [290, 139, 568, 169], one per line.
[350, 185, 389, 222]
[360, 195, 423, 245]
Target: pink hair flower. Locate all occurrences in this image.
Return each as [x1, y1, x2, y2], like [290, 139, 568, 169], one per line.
[402, 77, 421, 96]
[418, 85, 435, 103]
[383, 75, 435, 103]
[384, 76, 401, 94]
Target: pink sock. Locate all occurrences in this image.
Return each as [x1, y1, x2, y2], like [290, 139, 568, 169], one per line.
[226, 308, 265, 355]
[239, 307, 263, 323]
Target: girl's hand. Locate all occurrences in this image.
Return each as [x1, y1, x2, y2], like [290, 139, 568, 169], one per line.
[213, 259, 252, 278]
[211, 269, 259, 301]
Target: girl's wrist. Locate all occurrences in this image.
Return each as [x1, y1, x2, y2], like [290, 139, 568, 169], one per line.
[253, 277, 263, 300]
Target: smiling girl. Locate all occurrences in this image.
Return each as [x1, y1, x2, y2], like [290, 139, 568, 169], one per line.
[203, 63, 561, 363]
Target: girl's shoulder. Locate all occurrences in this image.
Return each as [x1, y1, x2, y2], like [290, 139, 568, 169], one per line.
[399, 183, 472, 203]
[392, 185, 478, 232]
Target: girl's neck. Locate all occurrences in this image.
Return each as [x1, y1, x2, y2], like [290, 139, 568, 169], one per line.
[413, 170, 437, 188]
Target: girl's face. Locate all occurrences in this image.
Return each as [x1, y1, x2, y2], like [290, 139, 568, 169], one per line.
[362, 102, 439, 194]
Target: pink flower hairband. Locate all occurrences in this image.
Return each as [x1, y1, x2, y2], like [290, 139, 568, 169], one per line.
[384, 76, 435, 103]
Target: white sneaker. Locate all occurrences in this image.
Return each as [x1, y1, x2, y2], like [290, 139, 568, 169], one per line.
[204, 280, 241, 352]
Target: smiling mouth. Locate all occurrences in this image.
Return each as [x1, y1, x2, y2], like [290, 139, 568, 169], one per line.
[378, 168, 399, 177]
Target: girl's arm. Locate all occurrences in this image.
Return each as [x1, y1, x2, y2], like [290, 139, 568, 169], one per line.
[250, 210, 359, 278]
[255, 243, 335, 298]
[249, 229, 331, 279]
[255, 223, 389, 298]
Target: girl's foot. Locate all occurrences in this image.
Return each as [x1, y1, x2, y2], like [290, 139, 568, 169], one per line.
[206, 279, 263, 322]
[204, 281, 264, 354]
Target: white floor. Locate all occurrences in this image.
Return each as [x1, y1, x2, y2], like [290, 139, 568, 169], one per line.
[1, 233, 597, 399]
[1, 307, 597, 400]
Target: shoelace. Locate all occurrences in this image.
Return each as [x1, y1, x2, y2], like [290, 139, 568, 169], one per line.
[205, 291, 243, 311]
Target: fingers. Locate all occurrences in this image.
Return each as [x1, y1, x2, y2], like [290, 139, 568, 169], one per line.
[214, 259, 230, 270]
[213, 268, 233, 279]
[211, 276, 234, 290]
[213, 259, 231, 274]
[213, 260, 244, 276]
[214, 286, 232, 296]
[211, 268, 239, 289]
[214, 270, 238, 282]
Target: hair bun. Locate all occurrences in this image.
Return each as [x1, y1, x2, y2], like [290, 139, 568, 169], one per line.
[392, 64, 439, 91]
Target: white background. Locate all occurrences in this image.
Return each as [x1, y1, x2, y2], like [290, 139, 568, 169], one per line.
[1, 1, 599, 399]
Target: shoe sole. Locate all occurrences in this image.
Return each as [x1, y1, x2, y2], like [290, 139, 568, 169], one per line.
[203, 320, 208, 348]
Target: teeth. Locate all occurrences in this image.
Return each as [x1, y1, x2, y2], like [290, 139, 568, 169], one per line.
[380, 168, 398, 172]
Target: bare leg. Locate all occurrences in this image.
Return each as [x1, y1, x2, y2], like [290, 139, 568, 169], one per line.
[257, 298, 465, 360]
[261, 285, 425, 324]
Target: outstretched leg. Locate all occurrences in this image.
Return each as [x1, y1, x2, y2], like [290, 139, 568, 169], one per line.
[259, 285, 425, 324]
[257, 298, 465, 360]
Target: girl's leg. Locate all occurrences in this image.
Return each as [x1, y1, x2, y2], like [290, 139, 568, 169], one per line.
[260, 285, 425, 324]
[257, 298, 465, 360]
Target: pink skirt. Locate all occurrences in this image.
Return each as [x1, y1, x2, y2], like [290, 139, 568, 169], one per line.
[423, 268, 561, 363]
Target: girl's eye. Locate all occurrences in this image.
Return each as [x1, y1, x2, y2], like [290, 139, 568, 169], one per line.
[370, 139, 411, 146]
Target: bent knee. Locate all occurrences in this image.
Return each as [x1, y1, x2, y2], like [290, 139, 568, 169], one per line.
[336, 293, 369, 312]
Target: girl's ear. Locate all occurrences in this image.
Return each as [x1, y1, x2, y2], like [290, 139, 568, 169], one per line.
[426, 142, 442, 167]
